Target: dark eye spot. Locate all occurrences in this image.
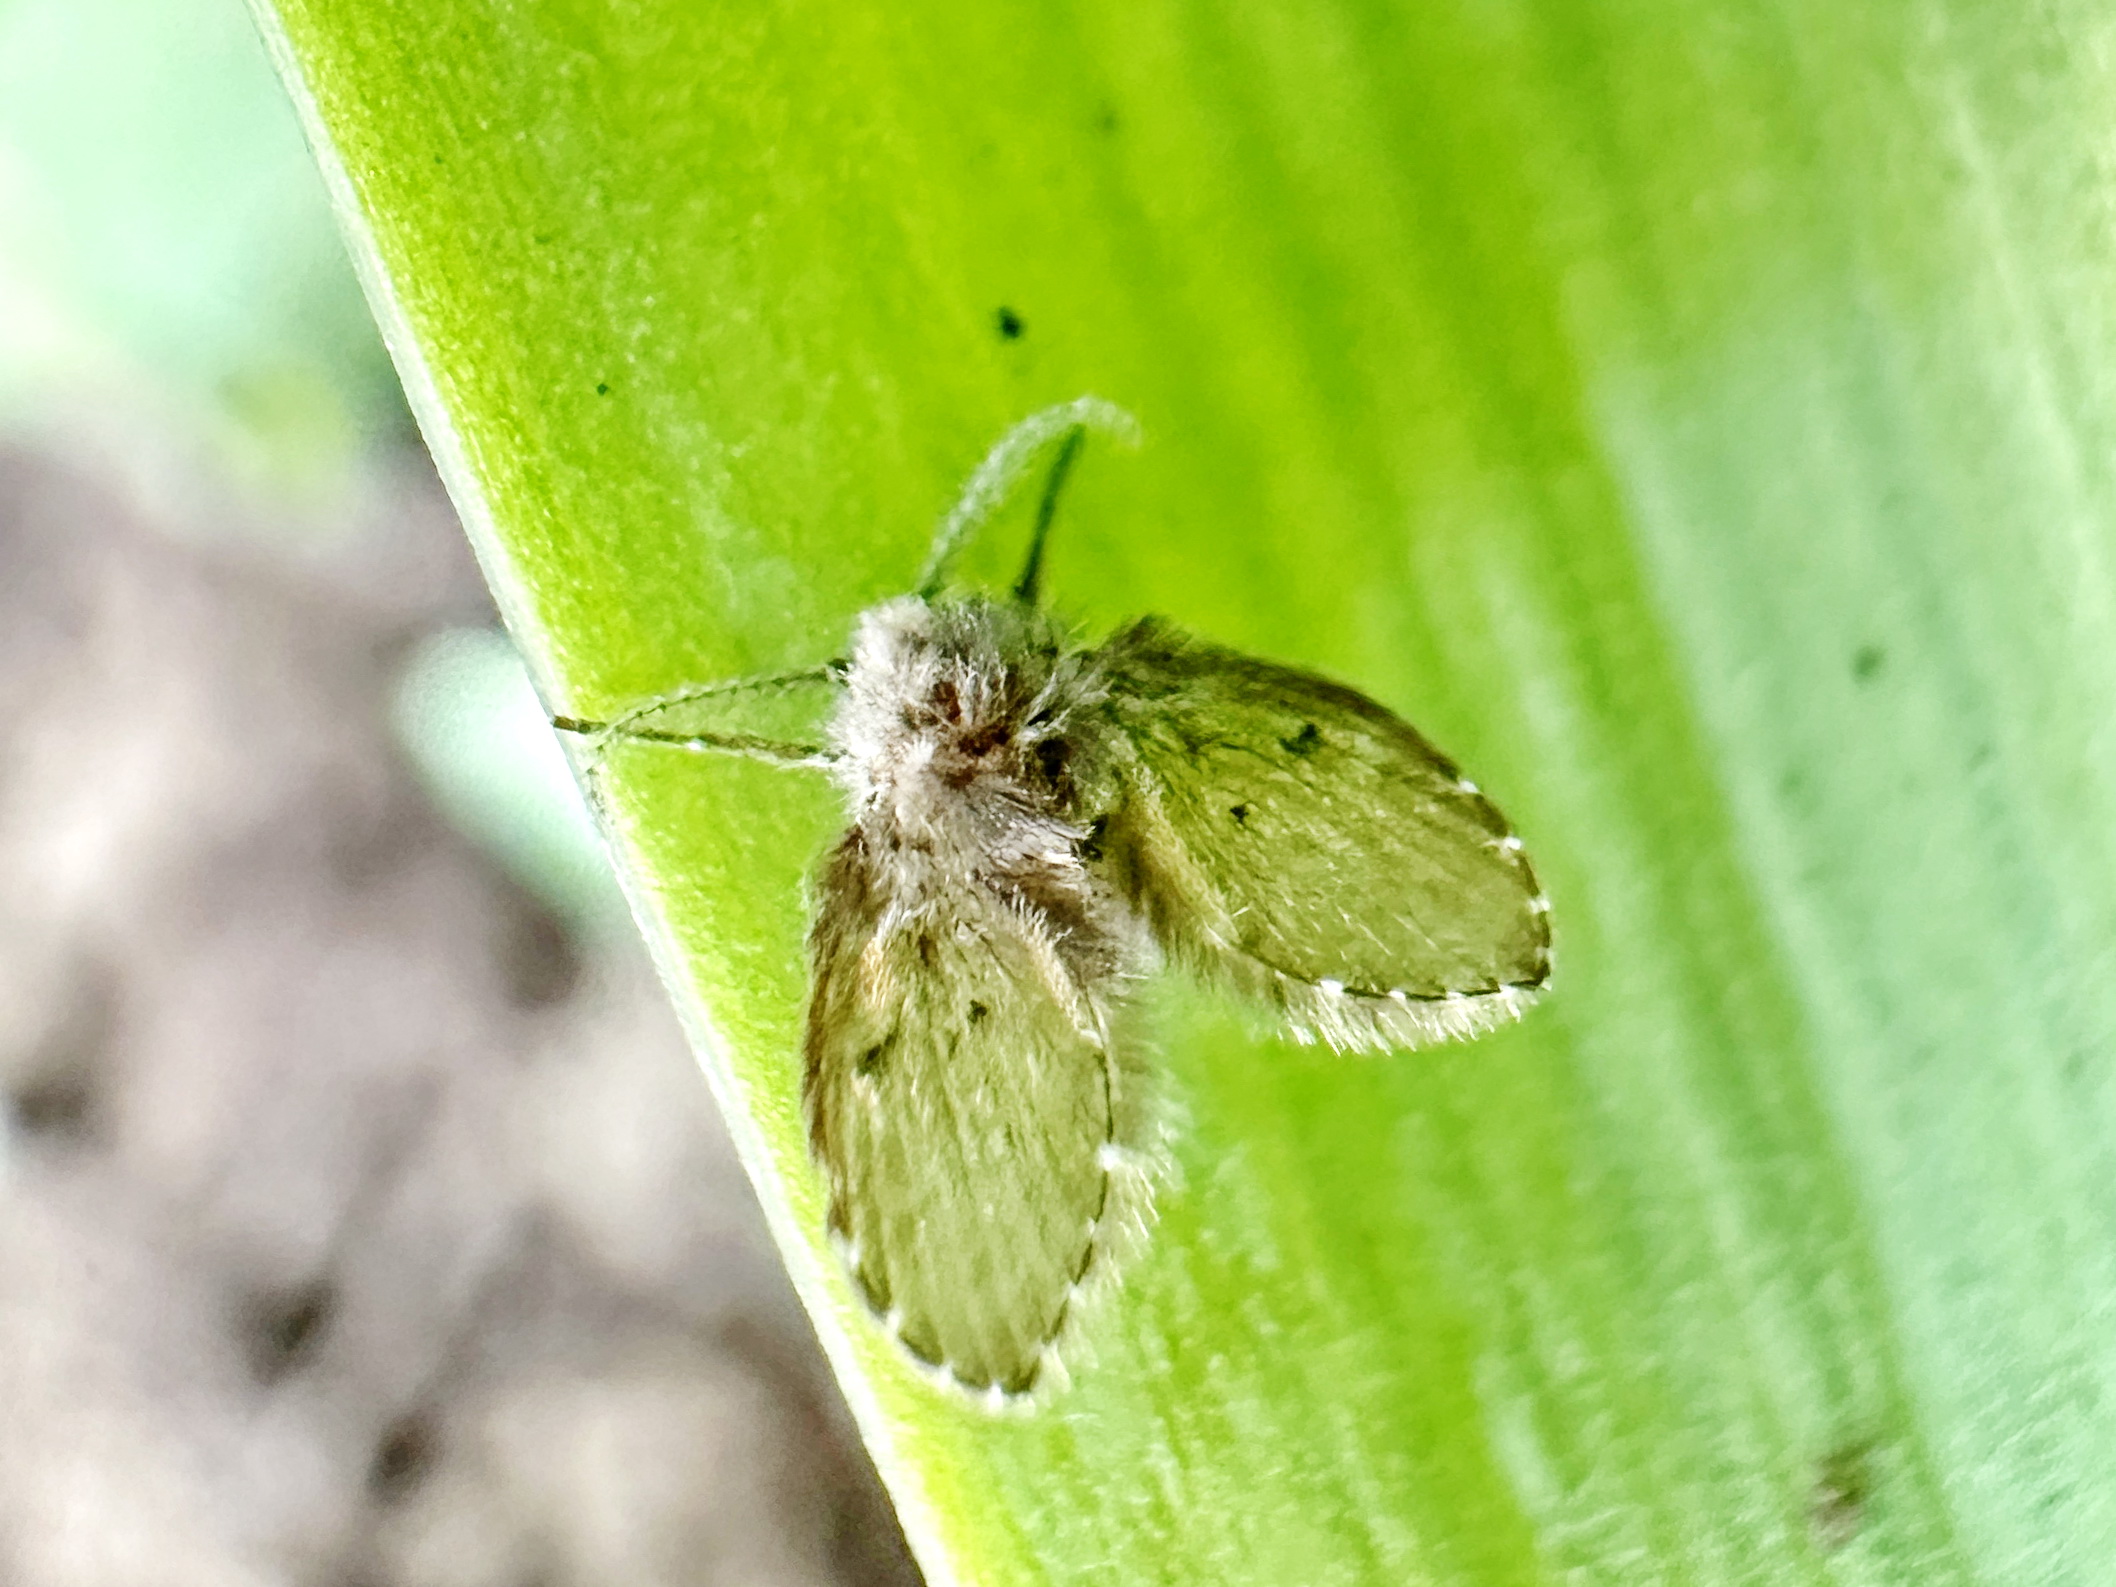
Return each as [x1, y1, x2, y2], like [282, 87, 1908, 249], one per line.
[1080, 814, 1109, 863]
[960, 720, 1011, 758]
[1281, 722, 1322, 756]
[968, 1001, 989, 1023]
[1229, 803, 1249, 825]
[1035, 736, 1070, 784]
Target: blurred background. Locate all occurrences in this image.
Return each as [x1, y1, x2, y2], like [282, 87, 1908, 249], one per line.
[0, 1, 919, 1581]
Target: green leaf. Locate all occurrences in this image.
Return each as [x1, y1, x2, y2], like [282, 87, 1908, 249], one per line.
[253, 0, 2116, 1580]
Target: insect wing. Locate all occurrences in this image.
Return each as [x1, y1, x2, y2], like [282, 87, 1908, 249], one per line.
[1098, 619, 1549, 1050]
[803, 830, 1120, 1396]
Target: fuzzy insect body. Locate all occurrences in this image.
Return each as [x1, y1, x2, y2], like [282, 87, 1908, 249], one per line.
[560, 399, 1551, 1402]
[806, 595, 1151, 1396]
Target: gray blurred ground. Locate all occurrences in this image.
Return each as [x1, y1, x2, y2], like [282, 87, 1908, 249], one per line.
[0, 436, 921, 1587]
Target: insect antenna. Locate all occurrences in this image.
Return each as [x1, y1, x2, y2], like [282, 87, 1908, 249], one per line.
[916, 395, 1140, 599]
[1011, 425, 1085, 608]
[551, 663, 843, 770]
[551, 716, 832, 768]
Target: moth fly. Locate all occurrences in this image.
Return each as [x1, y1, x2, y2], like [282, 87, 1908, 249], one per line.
[556, 398, 1551, 1403]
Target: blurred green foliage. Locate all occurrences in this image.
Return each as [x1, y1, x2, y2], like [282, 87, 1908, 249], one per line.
[0, 0, 396, 487]
[0, 0, 605, 956]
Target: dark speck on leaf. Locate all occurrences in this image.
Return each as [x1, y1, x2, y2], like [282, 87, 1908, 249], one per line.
[1852, 644, 1885, 682]
[1809, 1439, 1877, 1551]
[595, 382, 610, 396]
[1230, 804, 1249, 825]
[996, 306, 1025, 340]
